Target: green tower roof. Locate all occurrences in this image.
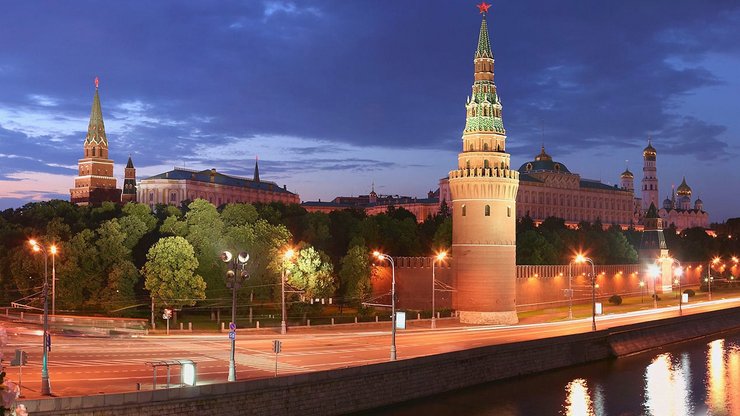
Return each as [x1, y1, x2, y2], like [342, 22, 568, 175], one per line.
[475, 15, 493, 59]
[84, 80, 108, 146]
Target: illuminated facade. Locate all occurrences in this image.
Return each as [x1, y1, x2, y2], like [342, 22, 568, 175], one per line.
[449, 5, 520, 325]
[137, 159, 299, 209]
[69, 79, 122, 206]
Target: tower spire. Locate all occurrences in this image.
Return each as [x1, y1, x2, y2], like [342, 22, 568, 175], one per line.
[85, 77, 108, 146]
[253, 156, 260, 182]
[475, 3, 493, 59]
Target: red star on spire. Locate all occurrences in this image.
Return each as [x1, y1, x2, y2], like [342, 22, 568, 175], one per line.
[477, 2, 491, 14]
[94, 76, 99, 89]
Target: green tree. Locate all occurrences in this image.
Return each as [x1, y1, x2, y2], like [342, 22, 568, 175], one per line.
[142, 236, 206, 308]
[184, 199, 225, 299]
[286, 246, 335, 298]
[517, 230, 558, 264]
[122, 202, 157, 233]
[338, 245, 372, 305]
[221, 203, 259, 227]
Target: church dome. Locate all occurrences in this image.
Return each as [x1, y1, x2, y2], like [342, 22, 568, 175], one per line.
[643, 140, 657, 160]
[676, 176, 692, 196]
[620, 168, 634, 179]
[518, 146, 571, 174]
[663, 197, 673, 210]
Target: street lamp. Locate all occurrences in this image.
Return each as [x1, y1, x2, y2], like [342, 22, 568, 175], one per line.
[648, 264, 660, 309]
[639, 280, 645, 303]
[707, 257, 720, 301]
[431, 251, 447, 329]
[373, 251, 396, 360]
[28, 239, 55, 396]
[574, 254, 596, 331]
[280, 248, 295, 335]
[673, 260, 683, 316]
[50, 245, 57, 316]
[220, 250, 250, 382]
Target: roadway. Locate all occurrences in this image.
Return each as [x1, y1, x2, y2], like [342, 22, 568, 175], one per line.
[2, 297, 740, 399]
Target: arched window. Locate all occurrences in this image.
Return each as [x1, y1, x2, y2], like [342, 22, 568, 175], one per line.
[462, 204, 467, 217]
[483, 143, 489, 151]
[484, 160, 490, 169]
[92, 147, 96, 157]
[485, 205, 491, 216]
[466, 160, 471, 170]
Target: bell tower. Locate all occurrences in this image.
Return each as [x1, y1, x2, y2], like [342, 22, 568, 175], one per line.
[449, 3, 519, 325]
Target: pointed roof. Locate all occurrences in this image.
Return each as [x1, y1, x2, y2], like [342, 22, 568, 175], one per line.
[646, 202, 659, 219]
[84, 79, 108, 146]
[534, 145, 552, 161]
[253, 156, 260, 182]
[643, 139, 656, 155]
[126, 155, 134, 169]
[475, 14, 493, 59]
[620, 167, 633, 178]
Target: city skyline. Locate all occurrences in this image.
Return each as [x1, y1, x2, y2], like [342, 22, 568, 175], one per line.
[1, 1, 739, 222]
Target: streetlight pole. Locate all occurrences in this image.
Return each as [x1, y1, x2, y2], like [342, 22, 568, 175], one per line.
[29, 240, 52, 396]
[574, 254, 596, 331]
[673, 259, 683, 316]
[649, 263, 660, 309]
[567, 261, 574, 320]
[281, 248, 295, 335]
[220, 250, 249, 382]
[374, 251, 396, 360]
[431, 251, 447, 329]
[51, 246, 57, 316]
[708, 257, 720, 301]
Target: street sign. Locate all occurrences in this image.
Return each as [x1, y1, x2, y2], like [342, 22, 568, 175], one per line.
[272, 340, 282, 354]
[229, 322, 236, 331]
[228, 331, 236, 340]
[10, 349, 27, 366]
[396, 311, 407, 329]
[163, 308, 173, 320]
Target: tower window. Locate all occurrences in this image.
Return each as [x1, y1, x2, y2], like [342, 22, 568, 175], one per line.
[462, 204, 467, 217]
[484, 160, 490, 169]
[507, 207, 512, 217]
[485, 205, 490, 216]
[483, 143, 489, 151]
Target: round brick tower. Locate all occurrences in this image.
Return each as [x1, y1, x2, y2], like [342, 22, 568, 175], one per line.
[449, 4, 520, 325]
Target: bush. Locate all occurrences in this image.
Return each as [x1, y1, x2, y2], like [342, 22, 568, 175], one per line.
[683, 289, 695, 297]
[608, 294, 623, 305]
[651, 294, 661, 301]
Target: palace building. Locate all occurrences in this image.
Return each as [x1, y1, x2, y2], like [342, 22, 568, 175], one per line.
[69, 78, 122, 205]
[137, 158, 300, 209]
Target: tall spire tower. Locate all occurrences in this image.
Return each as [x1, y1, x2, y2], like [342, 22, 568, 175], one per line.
[70, 78, 122, 205]
[121, 155, 137, 203]
[641, 139, 659, 211]
[449, 3, 520, 325]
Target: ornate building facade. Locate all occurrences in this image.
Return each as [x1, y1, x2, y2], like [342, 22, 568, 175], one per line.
[69, 79, 122, 205]
[448, 4, 519, 325]
[641, 142, 709, 230]
[137, 159, 300, 209]
[515, 146, 637, 227]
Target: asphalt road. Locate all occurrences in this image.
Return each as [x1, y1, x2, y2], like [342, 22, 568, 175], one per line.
[3, 297, 740, 399]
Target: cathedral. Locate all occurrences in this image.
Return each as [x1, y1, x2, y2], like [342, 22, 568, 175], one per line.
[639, 141, 709, 231]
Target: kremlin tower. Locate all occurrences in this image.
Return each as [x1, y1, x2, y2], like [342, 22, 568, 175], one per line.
[121, 155, 137, 203]
[449, 3, 519, 325]
[70, 78, 122, 205]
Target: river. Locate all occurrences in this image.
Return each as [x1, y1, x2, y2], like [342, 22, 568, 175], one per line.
[361, 329, 740, 416]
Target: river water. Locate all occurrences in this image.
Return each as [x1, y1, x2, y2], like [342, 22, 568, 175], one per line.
[365, 330, 740, 416]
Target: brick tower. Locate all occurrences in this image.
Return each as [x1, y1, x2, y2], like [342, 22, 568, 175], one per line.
[641, 139, 659, 211]
[121, 155, 137, 203]
[70, 78, 122, 205]
[449, 3, 520, 325]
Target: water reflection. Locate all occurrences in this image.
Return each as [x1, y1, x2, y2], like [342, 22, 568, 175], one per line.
[643, 353, 692, 415]
[707, 339, 725, 414]
[729, 344, 740, 415]
[562, 378, 595, 416]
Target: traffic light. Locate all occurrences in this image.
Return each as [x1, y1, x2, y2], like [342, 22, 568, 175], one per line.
[10, 350, 28, 366]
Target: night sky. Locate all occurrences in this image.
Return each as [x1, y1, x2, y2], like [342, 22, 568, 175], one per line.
[1, 1, 738, 222]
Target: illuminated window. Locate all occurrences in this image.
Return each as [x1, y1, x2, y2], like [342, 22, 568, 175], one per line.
[462, 204, 466, 217]
[507, 206, 512, 217]
[485, 205, 490, 216]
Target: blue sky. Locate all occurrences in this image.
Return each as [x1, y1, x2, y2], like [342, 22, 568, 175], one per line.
[0, 1, 738, 222]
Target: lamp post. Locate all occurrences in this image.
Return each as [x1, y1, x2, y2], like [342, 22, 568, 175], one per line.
[574, 254, 596, 331]
[639, 280, 645, 303]
[567, 260, 575, 320]
[220, 250, 250, 382]
[373, 251, 396, 360]
[648, 264, 660, 309]
[672, 260, 683, 316]
[708, 257, 720, 301]
[280, 248, 295, 335]
[29, 239, 54, 396]
[51, 245, 57, 316]
[431, 251, 447, 329]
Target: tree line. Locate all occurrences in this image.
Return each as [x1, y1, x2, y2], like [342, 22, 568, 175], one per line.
[0, 199, 733, 314]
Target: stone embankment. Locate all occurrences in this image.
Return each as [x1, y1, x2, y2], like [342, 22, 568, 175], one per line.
[21, 306, 740, 416]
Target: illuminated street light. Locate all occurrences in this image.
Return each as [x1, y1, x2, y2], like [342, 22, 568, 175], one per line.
[281, 248, 295, 335]
[28, 239, 53, 396]
[221, 249, 250, 382]
[639, 280, 645, 303]
[673, 261, 683, 316]
[648, 264, 660, 309]
[574, 254, 596, 331]
[431, 251, 447, 329]
[373, 251, 397, 360]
